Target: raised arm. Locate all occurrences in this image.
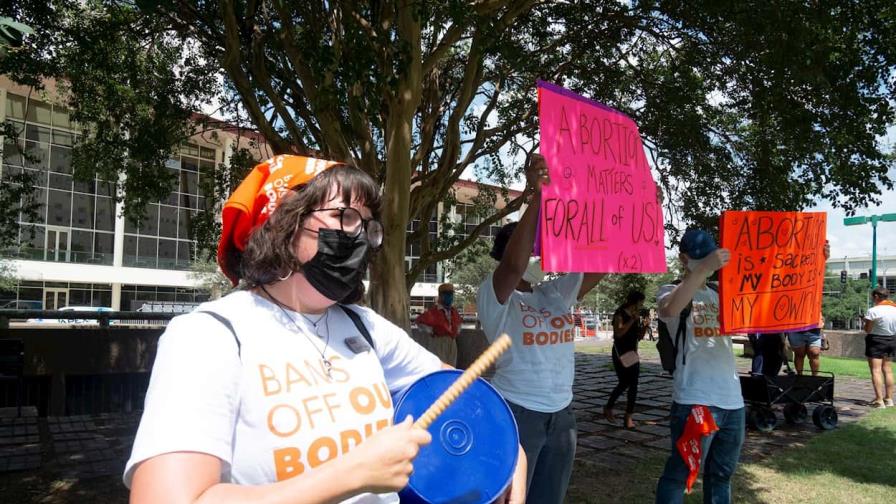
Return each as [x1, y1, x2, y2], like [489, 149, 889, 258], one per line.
[492, 154, 549, 305]
[658, 248, 730, 318]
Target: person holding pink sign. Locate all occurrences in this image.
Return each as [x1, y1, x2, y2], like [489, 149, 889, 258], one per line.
[477, 153, 605, 504]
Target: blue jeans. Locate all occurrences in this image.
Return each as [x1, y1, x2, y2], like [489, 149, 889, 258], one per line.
[655, 403, 745, 504]
[507, 402, 576, 504]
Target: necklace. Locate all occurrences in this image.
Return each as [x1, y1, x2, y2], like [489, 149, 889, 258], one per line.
[259, 285, 334, 378]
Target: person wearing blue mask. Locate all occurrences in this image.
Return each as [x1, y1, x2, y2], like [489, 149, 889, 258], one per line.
[416, 283, 462, 367]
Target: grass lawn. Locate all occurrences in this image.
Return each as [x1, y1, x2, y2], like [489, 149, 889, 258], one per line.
[816, 355, 872, 379]
[567, 407, 896, 503]
[577, 340, 873, 380]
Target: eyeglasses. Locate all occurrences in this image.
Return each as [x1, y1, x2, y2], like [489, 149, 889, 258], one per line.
[304, 207, 384, 248]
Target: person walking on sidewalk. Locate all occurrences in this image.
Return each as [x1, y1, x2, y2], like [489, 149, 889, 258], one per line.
[603, 290, 647, 429]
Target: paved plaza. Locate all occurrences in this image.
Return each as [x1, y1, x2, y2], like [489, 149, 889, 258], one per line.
[0, 344, 877, 502]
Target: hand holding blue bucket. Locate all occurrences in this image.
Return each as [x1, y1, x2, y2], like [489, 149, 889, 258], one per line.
[393, 335, 519, 504]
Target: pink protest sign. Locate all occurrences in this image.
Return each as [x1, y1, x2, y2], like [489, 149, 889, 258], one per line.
[536, 80, 666, 273]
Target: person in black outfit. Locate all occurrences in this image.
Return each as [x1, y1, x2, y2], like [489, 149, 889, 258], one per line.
[603, 290, 648, 429]
[748, 333, 788, 377]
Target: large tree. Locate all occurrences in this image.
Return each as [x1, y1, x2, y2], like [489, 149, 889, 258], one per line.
[3, 1, 895, 328]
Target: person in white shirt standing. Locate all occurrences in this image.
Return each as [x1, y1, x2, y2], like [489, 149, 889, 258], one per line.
[477, 154, 605, 504]
[124, 156, 527, 504]
[863, 286, 896, 408]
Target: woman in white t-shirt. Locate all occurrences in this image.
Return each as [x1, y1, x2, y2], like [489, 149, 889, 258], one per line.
[863, 286, 896, 408]
[125, 156, 526, 504]
[477, 154, 605, 504]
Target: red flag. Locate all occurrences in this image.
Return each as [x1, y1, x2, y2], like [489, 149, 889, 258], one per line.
[675, 405, 719, 493]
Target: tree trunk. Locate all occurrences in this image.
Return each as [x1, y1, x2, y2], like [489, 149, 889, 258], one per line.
[368, 6, 421, 331]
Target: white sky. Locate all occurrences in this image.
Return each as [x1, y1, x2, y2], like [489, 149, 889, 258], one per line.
[808, 165, 896, 260]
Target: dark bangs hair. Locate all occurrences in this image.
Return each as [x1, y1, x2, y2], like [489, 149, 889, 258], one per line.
[239, 164, 381, 300]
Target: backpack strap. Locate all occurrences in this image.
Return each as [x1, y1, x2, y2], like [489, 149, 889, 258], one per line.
[670, 280, 718, 371]
[675, 305, 690, 368]
[339, 305, 375, 351]
[196, 310, 242, 359]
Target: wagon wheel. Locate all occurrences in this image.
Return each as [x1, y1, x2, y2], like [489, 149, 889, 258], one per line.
[750, 406, 777, 433]
[783, 403, 808, 424]
[812, 405, 838, 430]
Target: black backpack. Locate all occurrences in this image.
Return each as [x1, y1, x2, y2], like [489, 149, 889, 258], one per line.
[656, 281, 718, 375]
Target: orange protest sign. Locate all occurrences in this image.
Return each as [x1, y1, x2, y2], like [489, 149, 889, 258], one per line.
[718, 211, 826, 334]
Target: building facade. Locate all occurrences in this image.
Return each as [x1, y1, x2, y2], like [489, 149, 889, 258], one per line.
[0, 78, 520, 313]
[826, 254, 896, 294]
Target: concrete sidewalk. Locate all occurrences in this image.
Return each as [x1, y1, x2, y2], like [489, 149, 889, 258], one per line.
[0, 347, 877, 501]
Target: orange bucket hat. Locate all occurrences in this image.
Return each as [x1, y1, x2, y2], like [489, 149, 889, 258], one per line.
[217, 154, 341, 286]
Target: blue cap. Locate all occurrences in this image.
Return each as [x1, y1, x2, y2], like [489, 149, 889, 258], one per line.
[679, 228, 717, 260]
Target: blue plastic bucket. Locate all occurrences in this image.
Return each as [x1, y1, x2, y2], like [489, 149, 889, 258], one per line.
[392, 369, 519, 504]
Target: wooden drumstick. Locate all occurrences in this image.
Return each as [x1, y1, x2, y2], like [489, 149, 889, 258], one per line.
[414, 334, 512, 430]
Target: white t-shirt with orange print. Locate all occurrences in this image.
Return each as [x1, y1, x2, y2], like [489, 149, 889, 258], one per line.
[123, 290, 441, 503]
[477, 272, 583, 413]
[657, 283, 744, 410]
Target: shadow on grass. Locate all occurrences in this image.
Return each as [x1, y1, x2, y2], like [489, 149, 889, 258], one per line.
[0, 471, 127, 504]
[567, 409, 896, 503]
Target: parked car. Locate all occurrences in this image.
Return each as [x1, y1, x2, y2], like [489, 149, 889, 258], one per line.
[0, 300, 43, 310]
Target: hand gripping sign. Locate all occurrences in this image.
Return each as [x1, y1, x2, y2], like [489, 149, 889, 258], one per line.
[718, 210, 827, 334]
[536, 81, 666, 273]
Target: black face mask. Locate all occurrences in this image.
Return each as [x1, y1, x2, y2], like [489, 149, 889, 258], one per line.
[302, 228, 370, 303]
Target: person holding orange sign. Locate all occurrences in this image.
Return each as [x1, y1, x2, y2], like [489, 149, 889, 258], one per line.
[124, 155, 526, 504]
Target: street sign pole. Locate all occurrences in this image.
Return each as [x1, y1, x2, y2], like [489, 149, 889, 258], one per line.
[844, 213, 896, 290]
[871, 216, 878, 289]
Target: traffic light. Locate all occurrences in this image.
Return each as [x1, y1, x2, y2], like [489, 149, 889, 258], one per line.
[840, 270, 847, 284]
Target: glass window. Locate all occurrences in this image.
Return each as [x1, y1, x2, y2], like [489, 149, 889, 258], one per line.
[200, 147, 216, 160]
[23, 226, 45, 260]
[124, 234, 138, 266]
[96, 180, 116, 198]
[22, 187, 46, 224]
[179, 192, 195, 210]
[158, 238, 177, 268]
[158, 205, 178, 238]
[139, 204, 159, 236]
[177, 209, 193, 239]
[73, 176, 95, 194]
[49, 145, 72, 174]
[94, 232, 113, 264]
[124, 215, 138, 234]
[181, 143, 199, 157]
[92, 289, 111, 307]
[6, 93, 26, 119]
[70, 230, 92, 263]
[177, 239, 192, 265]
[52, 107, 72, 129]
[95, 197, 114, 232]
[46, 190, 72, 226]
[24, 140, 49, 170]
[25, 101, 52, 125]
[182, 170, 198, 196]
[25, 124, 51, 143]
[3, 138, 24, 166]
[71, 192, 95, 229]
[25, 167, 48, 189]
[52, 130, 73, 147]
[49, 173, 72, 190]
[181, 156, 198, 173]
[68, 288, 90, 306]
[137, 237, 157, 268]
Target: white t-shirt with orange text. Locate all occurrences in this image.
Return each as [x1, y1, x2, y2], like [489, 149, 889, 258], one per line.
[123, 290, 441, 503]
[657, 283, 744, 410]
[477, 273, 583, 413]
